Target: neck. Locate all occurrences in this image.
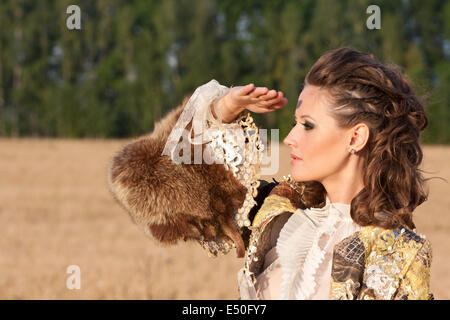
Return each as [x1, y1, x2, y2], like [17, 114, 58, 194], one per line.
[320, 158, 365, 205]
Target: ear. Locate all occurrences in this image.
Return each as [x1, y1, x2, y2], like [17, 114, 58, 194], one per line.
[348, 123, 370, 153]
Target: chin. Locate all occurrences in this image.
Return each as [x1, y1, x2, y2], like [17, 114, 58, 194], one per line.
[290, 168, 318, 183]
[290, 171, 307, 182]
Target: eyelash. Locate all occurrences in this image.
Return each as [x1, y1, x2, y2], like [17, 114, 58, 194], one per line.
[292, 121, 314, 130]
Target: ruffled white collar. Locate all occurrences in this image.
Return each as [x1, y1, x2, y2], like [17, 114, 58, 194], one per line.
[323, 196, 353, 221]
[276, 195, 359, 299]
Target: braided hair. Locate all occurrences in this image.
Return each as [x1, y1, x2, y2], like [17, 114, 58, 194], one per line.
[297, 47, 429, 230]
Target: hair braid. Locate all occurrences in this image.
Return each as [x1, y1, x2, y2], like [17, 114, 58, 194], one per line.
[296, 47, 429, 229]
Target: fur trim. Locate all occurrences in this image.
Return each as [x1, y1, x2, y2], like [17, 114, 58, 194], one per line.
[107, 96, 247, 257]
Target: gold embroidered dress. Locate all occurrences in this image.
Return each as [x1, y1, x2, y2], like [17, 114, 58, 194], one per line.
[241, 189, 433, 300]
[108, 79, 433, 300]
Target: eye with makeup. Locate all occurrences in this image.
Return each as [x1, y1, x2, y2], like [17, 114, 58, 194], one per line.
[292, 120, 314, 130]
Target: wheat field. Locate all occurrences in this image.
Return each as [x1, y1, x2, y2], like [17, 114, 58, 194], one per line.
[0, 138, 448, 299]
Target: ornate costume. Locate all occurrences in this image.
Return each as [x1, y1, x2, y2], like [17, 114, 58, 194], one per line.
[108, 80, 433, 300]
[241, 189, 433, 300]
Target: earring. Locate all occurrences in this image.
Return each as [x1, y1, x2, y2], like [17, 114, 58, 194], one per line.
[349, 148, 356, 155]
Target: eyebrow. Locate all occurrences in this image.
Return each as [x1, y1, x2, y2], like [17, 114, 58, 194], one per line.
[295, 114, 315, 122]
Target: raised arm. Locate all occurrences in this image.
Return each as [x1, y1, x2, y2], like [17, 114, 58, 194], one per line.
[107, 80, 287, 258]
[212, 83, 287, 123]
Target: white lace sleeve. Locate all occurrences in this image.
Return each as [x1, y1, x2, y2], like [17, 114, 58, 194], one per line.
[162, 79, 263, 228]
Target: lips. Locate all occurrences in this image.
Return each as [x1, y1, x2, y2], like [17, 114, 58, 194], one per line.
[290, 153, 302, 160]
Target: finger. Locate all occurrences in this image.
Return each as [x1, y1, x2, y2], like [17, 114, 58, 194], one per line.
[249, 87, 268, 98]
[252, 99, 282, 111]
[256, 106, 281, 113]
[269, 97, 288, 109]
[249, 87, 269, 98]
[245, 96, 287, 113]
[260, 91, 283, 106]
[257, 89, 280, 101]
[257, 97, 288, 112]
[238, 83, 255, 95]
[265, 89, 278, 99]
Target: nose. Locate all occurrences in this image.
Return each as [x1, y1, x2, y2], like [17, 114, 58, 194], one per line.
[283, 128, 296, 148]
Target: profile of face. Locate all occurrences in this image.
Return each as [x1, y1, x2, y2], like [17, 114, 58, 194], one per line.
[283, 85, 354, 183]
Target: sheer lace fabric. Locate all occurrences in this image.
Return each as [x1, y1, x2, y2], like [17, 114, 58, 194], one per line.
[255, 247, 283, 299]
[268, 197, 361, 300]
[162, 79, 262, 228]
[162, 79, 242, 167]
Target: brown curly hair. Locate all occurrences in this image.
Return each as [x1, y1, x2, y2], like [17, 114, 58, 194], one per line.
[295, 47, 429, 230]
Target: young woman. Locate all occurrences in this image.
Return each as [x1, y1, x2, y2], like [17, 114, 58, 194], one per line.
[108, 47, 433, 300]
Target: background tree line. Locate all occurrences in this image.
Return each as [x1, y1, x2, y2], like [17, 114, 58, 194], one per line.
[0, 0, 449, 142]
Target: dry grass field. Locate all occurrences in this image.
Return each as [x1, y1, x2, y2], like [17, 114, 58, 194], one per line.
[0, 138, 448, 299]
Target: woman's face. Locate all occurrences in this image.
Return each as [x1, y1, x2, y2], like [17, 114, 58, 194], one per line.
[283, 85, 351, 183]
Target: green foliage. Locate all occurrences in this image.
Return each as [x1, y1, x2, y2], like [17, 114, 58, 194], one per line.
[0, 0, 448, 142]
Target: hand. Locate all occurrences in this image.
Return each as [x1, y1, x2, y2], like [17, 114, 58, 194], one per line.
[213, 83, 288, 123]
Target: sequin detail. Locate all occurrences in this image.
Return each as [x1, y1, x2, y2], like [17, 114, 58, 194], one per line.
[330, 226, 433, 300]
[163, 79, 263, 230]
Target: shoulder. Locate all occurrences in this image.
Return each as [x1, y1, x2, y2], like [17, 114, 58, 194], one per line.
[337, 225, 429, 250]
[242, 180, 300, 256]
[359, 226, 432, 299]
[333, 225, 432, 279]
[248, 180, 304, 228]
[331, 225, 432, 300]
[335, 226, 431, 260]
[356, 225, 430, 254]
